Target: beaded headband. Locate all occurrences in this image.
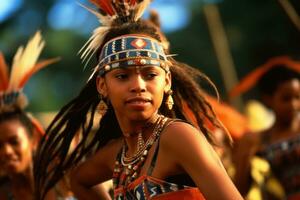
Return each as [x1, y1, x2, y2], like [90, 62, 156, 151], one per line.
[98, 34, 169, 76]
[78, 0, 173, 78]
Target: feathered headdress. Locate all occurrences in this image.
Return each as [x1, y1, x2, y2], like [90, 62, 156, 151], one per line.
[0, 31, 59, 113]
[229, 56, 300, 98]
[79, 0, 152, 63]
[78, 0, 171, 79]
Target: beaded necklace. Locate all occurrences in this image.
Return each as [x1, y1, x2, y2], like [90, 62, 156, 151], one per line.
[112, 115, 168, 188]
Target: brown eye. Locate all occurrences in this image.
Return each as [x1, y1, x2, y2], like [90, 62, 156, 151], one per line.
[145, 72, 157, 79]
[115, 74, 128, 80]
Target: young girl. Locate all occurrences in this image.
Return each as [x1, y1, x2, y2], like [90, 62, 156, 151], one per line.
[34, 1, 242, 199]
[231, 56, 300, 199]
[0, 32, 61, 199]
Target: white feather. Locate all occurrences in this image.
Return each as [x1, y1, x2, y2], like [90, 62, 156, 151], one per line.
[79, 26, 110, 66]
[77, 3, 114, 67]
[134, 0, 151, 21]
[8, 31, 44, 91]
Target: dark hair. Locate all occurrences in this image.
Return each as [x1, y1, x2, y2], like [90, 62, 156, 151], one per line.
[258, 65, 300, 96]
[34, 20, 225, 199]
[0, 109, 34, 137]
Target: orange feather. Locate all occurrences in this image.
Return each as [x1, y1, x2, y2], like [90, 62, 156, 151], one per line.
[18, 57, 60, 88]
[229, 56, 300, 98]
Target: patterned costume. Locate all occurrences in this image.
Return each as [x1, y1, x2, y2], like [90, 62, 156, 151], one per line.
[259, 133, 300, 200]
[113, 118, 205, 200]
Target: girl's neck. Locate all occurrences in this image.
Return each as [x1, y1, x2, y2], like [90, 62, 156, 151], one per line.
[8, 165, 34, 200]
[9, 165, 34, 191]
[120, 114, 160, 156]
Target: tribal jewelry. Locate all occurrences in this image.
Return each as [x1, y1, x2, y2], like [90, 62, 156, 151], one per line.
[113, 115, 168, 188]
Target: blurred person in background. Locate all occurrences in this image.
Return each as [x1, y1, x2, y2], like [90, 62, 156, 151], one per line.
[230, 56, 300, 200]
[0, 32, 64, 199]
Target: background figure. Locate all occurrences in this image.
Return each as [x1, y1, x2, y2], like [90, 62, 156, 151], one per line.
[230, 56, 300, 199]
[0, 32, 63, 199]
[34, 0, 242, 200]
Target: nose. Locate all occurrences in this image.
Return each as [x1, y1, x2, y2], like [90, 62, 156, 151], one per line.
[130, 74, 146, 93]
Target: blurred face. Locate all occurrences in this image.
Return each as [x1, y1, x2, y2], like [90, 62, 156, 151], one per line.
[97, 65, 171, 122]
[0, 119, 33, 175]
[269, 79, 300, 123]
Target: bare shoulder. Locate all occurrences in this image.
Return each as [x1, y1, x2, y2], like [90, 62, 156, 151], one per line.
[159, 121, 213, 161]
[158, 120, 225, 178]
[160, 120, 206, 146]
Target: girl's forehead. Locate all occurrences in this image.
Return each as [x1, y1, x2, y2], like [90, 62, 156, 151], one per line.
[0, 121, 29, 140]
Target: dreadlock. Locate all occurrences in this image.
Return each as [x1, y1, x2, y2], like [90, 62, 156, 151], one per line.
[34, 19, 226, 199]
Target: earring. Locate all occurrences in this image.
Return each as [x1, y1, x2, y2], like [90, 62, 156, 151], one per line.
[97, 95, 108, 115]
[165, 90, 174, 110]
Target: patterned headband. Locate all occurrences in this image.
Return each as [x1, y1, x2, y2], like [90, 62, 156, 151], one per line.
[98, 34, 170, 76]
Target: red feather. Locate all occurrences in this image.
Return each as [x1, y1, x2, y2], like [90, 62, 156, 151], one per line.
[123, 0, 138, 6]
[0, 52, 9, 91]
[129, 0, 137, 6]
[90, 0, 115, 16]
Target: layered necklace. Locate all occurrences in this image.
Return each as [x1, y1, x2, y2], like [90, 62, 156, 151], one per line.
[113, 114, 168, 188]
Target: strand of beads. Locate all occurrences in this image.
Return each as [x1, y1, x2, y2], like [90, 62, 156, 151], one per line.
[113, 115, 168, 188]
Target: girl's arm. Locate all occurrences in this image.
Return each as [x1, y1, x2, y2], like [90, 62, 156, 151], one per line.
[161, 122, 243, 200]
[70, 139, 122, 200]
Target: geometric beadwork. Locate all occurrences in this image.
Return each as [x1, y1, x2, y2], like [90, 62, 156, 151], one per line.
[98, 34, 169, 76]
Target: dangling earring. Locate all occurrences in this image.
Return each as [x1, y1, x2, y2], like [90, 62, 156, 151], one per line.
[165, 90, 174, 110]
[97, 95, 108, 115]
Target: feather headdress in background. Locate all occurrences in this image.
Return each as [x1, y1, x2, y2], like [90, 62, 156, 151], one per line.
[0, 31, 59, 113]
[79, 0, 152, 64]
[229, 56, 300, 98]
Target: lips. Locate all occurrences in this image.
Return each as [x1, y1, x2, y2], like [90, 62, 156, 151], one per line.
[126, 97, 151, 104]
[125, 97, 151, 108]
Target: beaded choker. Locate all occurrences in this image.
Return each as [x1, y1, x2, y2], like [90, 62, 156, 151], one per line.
[113, 115, 168, 188]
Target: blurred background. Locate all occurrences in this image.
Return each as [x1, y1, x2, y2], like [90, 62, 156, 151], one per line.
[0, 0, 300, 118]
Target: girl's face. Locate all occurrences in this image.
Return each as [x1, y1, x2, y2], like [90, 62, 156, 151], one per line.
[97, 65, 171, 122]
[270, 79, 300, 123]
[0, 119, 33, 175]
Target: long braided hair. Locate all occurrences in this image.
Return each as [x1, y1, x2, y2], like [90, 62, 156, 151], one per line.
[34, 19, 227, 200]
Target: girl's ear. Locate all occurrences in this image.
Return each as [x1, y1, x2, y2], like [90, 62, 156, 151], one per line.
[96, 76, 107, 97]
[27, 114, 44, 152]
[164, 72, 172, 92]
[31, 129, 41, 152]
